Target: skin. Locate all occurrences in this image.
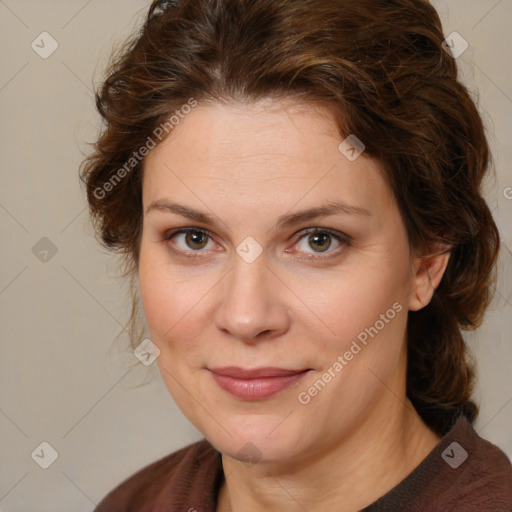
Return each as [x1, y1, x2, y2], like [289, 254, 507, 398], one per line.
[138, 97, 451, 512]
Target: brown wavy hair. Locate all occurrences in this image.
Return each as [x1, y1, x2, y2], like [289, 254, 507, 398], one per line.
[79, 0, 500, 436]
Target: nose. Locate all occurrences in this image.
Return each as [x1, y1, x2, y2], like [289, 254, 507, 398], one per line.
[214, 254, 290, 344]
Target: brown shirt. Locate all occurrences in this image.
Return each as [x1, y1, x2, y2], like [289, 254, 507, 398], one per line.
[93, 416, 512, 511]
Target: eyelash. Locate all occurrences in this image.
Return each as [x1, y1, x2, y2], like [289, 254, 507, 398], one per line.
[161, 227, 351, 261]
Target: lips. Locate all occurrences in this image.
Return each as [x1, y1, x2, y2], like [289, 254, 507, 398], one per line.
[208, 366, 311, 399]
[209, 366, 309, 378]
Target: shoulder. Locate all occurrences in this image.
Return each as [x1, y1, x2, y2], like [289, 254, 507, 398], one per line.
[93, 439, 222, 512]
[442, 418, 512, 510]
[364, 415, 512, 512]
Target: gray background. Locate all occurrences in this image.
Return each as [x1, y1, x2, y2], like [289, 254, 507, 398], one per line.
[0, 1, 511, 510]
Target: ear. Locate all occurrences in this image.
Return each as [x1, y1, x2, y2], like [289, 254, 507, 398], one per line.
[408, 244, 451, 312]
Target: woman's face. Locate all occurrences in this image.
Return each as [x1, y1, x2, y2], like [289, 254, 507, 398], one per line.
[139, 97, 423, 464]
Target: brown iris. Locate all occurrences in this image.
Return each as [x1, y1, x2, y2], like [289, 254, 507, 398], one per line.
[185, 230, 209, 250]
[308, 232, 332, 252]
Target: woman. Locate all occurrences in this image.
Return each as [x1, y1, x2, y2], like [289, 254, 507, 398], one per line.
[80, 0, 512, 510]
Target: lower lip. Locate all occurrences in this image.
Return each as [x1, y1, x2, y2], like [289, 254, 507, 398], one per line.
[210, 371, 310, 400]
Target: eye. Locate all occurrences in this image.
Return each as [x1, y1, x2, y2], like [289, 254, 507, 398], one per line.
[164, 228, 216, 252]
[292, 228, 349, 258]
[162, 226, 350, 260]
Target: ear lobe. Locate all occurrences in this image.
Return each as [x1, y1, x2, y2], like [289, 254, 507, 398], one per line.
[408, 244, 451, 312]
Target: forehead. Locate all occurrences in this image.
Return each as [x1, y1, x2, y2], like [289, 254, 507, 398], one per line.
[141, 98, 393, 218]
[146, 98, 339, 171]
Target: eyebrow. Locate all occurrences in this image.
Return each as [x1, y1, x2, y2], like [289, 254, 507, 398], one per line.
[145, 199, 372, 229]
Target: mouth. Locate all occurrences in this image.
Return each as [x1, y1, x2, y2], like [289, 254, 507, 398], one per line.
[208, 366, 312, 400]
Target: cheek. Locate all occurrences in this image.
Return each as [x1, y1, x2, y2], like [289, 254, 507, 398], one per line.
[138, 243, 191, 343]
[293, 273, 408, 419]
[296, 261, 409, 351]
[137, 242, 218, 363]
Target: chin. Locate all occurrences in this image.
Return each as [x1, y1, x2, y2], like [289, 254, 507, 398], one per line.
[202, 412, 311, 464]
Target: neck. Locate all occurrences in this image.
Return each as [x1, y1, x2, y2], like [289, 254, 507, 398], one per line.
[217, 385, 440, 512]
